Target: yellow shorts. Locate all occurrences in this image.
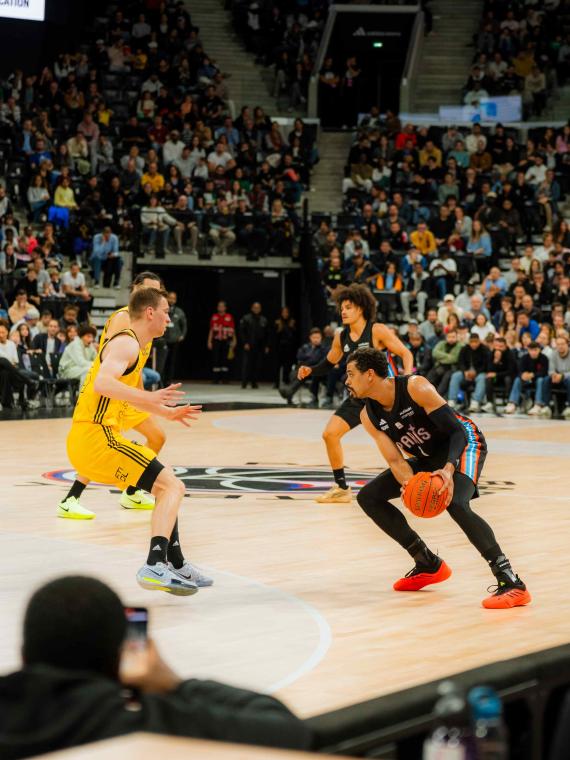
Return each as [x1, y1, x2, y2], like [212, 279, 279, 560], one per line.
[67, 422, 159, 491]
[118, 404, 150, 433]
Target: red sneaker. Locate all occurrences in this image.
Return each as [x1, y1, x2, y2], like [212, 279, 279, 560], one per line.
[393, 559, 452, 592]
[482, 579, 531, 609]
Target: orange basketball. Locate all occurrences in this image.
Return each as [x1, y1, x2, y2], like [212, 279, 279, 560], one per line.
[402, 472, 448, 518]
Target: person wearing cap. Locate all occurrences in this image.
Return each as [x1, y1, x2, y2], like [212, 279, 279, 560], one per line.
[437, 293, 464, 326]
[448, 332, 491, 412]
[343, 228, 370, 261]
[344, 246, 378, 286]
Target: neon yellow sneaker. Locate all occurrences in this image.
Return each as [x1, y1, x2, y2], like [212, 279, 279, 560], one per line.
[120, 489, 155, 510]
[57, 496, 95, 520]
[315, 485, 353, 504]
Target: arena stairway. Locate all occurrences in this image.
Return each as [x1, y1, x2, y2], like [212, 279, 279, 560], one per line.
[411, 0, 484, 113]
[309, 131, 355, 214]
[186, 0, 280, 116]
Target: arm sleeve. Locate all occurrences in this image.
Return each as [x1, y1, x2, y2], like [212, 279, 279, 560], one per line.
[309, 356, 334, 377]
[427, 405, 468, 469]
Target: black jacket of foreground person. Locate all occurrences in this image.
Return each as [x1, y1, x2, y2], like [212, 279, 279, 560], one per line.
[0, 576, 312, 759]
[0, 666, 312, 759]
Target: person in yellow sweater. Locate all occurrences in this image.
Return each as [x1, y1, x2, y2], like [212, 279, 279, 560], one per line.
[54, 177, 78, 210]
[141, 161, 165, 193]
[410, 222, 437, 256]
[419, 140, 442, 168]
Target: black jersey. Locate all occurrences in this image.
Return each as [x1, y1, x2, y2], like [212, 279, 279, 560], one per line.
[365, 377, 487, 475]
[340, 320, 374, 359]
[340, 320, 397, 377]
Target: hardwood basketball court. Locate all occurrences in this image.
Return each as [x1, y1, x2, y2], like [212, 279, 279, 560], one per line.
[0, 407, 568, 718]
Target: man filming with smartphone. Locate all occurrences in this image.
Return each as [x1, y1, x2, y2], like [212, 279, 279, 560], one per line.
[0, 576, 312, 759]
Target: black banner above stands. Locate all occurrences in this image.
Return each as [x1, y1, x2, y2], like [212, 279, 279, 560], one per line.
[318, 8, 417, 127]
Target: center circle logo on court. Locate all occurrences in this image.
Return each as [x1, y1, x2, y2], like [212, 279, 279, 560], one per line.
[42, 466, 515, 495]
[42, 466, 373, 493]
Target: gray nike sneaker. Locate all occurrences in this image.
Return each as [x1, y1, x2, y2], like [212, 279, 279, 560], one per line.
[136, 562, 199, 595]
[169, 561, 214, 587]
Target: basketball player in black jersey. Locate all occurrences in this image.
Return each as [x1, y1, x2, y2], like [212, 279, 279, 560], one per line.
[345, 347, 531, 609]
[297, 285, 413, 503]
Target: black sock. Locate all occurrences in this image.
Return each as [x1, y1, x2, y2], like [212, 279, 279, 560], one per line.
[406, 537, 439, 568]
[126, 485, 137, 496]
[333, 468, 348, 490]
[65, 480, 87, 501]
[168, 520, 185, 569]
[147, 536, 169, 565]
[488, 553, 519, 585]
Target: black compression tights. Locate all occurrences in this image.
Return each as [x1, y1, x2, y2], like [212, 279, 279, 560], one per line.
[356, 469, 501, 561]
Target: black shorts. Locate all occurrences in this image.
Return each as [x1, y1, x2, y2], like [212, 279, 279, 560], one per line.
[334, 396, 365, 430]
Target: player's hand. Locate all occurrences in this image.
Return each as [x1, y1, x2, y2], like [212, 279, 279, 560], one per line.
[297, 365, 312, 380]
[152, 383, 185, 406]
[432, 468, 454, 507]
[163, 403, 202, 427]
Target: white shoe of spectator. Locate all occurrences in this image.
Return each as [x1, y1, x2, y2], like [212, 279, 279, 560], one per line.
[448, 400, 457, 409]
[563, 406, 570, 420]
[539, 405, 552, 418]
[26, 398, 41, 409]
[468, 400, 480, 413]
[527, 404, 542, 416]
[504, 402, 517, 414]
[482, 401, 494, 412]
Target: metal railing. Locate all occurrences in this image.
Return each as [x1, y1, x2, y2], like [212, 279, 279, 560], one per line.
[399, 10, 425, 114]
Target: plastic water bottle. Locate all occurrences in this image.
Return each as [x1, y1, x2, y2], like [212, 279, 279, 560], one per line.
[468, 687, 508, 759]
[423, 682, 476, 759]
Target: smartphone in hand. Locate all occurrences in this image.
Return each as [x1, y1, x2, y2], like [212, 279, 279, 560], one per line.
[120, 607, 149, 684]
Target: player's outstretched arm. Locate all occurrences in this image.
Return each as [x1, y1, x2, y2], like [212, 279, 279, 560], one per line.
[373, 323, 414, 375]
[360, 407, 414, 485]
[297, 330, 344, 380]
[93, 336, 201, 425]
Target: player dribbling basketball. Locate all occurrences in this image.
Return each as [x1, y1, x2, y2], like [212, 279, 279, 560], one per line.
[345, 347, 531, 609]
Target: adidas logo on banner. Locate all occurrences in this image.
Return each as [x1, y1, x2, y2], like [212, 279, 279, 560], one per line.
[353, 27, 366, 36]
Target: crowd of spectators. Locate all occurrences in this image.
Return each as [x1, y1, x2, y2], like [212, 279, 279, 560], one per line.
[298, 114, 570, 417]
[0, 0, 317, 305]
[466, 1, 570, 115]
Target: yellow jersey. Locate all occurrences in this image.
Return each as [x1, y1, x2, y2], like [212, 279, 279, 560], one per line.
[100, 306, 153, 382]
[73, 328, 149, 428]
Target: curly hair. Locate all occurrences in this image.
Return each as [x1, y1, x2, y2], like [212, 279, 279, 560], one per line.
[347, 347, 389, 378]
[334, 284, 377, 323]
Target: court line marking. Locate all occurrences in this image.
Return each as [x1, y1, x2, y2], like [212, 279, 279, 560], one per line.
[0, 531, 332, 696]
[198, 565, 333, 694]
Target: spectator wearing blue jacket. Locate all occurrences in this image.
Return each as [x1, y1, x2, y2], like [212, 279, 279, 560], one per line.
[516, 311, 540, 341]
[90, 227, 122, 288]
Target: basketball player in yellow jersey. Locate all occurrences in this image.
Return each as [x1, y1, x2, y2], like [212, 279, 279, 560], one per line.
[58, 272, 165, 519]
[67, 287, 208, 594]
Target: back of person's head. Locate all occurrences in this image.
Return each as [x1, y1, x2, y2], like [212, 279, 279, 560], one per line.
[23, 576, 126, 679]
